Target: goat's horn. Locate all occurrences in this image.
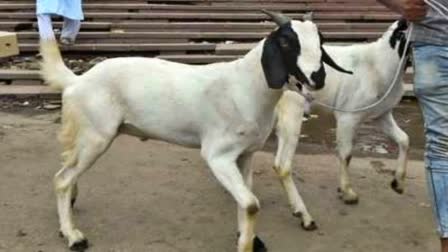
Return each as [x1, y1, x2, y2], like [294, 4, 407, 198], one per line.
[303, 12, 314, 21]
[261, 9, 291, 26]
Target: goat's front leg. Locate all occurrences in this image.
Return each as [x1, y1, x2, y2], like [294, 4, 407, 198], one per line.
[204, 151, 265, 252]
[274, 115, 315, 230]
[336, 115, 361, 204]
[374, 112, 410, 194]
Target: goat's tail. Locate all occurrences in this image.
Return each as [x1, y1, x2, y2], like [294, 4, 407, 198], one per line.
[39, 39, 77, 91]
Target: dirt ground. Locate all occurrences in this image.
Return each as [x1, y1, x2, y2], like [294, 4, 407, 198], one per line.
[0, 111, 439, 252]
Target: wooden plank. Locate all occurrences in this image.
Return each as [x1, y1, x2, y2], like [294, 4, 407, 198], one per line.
[0, 12, 399, 21]
[0, 21, 392, 32]
[0, 21, 112, 31]
[15, 31, 383, 40]
[18, 43, 216, 52]
[0, 3, 388, 12]
[114, 22, 391, 30]
[18, 38, 191, 44]
[0, 85, 56, 96]
[216, 43, 255, 55]
[88, 12, 398, 21]
[0, 69, 40, 80]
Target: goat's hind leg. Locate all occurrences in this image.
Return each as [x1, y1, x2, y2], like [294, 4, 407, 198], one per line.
[274, 123, 315, 230]
[374, 112, 409, 194]
[336, 115, 361, 205]
[274, 91, 315, 230]
[55, 129, 115, 251]
[273, 161, 316, 230]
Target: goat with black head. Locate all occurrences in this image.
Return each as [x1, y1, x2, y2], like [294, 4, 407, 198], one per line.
[272, 20, 413, 229]
[40, 10, 351, 252]
[261, 10, 352, 91]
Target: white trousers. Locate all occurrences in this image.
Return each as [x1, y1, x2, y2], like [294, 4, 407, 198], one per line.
[37, 14, 81, 40]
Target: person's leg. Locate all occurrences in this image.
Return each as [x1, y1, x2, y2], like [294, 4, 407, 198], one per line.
[36, 14, 55, 40]
[60, 17, 81, 44]
[413, 43, 448, 252]
[426, 168, 448, 252]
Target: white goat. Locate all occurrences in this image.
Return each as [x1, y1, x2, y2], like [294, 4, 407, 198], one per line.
[40, 11, 351, 252]
[273, 20, 411, 228]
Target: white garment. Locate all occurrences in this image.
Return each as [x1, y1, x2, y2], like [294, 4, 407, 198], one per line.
[37, 14, 81, 40]
[36, 0, 84, 20]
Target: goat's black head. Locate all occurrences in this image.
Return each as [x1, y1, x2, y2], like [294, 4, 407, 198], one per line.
[261, 10, 352, 91]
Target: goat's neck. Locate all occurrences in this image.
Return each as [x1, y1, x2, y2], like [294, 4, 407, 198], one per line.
[236, 42, 284, 109]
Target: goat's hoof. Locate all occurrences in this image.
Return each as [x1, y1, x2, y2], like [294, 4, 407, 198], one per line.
[342, 197, 359, 205]
[293, 212, 317, 231]
[301, 220, 318, 231]
[253, 236, 267, 252]
[391, 179, 404, 194]
[236, 233, 267, 251]
[338, 189, 359, 205]
[70, 239, 89, 252]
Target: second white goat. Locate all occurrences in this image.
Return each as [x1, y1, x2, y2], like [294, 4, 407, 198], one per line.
[273, 20, 411, 228]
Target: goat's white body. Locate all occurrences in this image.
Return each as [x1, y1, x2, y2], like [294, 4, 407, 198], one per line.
[314, 42, 404, 118]
[66, 54, 277, 150]
[53, 45, 280, 251]
[273, 24, 410, 225]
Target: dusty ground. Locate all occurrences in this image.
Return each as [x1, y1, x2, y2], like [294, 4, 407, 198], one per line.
[0, 110, 439, 252]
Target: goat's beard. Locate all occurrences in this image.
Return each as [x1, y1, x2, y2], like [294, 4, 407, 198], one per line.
[285, 76, 313, 115]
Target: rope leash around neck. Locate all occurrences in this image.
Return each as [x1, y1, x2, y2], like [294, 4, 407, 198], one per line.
[298, 0, 447, 113]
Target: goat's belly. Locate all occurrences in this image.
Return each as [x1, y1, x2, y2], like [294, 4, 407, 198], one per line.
[118, 122, 201, 148]
[363, 89, 404, 119]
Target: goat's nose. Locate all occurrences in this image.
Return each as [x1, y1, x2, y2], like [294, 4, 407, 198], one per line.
[311, 66, 326, 90]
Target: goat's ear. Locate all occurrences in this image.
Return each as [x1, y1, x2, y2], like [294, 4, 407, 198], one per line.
[319, 32, 352, 74]
[261, 34, 288, 89]
[397, 18, 409, 31]
[390, 19, 409, 56]
[321, 47, 353, 74]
